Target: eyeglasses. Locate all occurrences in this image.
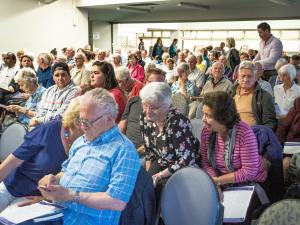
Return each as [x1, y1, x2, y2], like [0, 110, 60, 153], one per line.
[75, 114, 104, 128]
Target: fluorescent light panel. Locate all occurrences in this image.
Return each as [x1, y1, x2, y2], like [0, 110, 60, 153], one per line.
[268, 0, 292, 6]
[177, 2, 210, 10]
[116, 6, 151, 13]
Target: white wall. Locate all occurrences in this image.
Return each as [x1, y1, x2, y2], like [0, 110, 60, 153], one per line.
[91, 21, 111, 51]
[0, 0, 89, 55]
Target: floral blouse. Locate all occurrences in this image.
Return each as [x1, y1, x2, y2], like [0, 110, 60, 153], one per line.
[140, 106, 200, 173]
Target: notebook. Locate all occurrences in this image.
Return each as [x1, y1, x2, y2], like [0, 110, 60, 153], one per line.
[283, 142, 300, 154]
[222, 185, 255, 223]
[0, 201, 63, 225]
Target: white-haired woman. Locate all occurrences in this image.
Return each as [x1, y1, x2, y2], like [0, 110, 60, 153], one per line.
[140, 82, 200, 189]
[274, 64, 300, 117]
[6, 68, 45, 128]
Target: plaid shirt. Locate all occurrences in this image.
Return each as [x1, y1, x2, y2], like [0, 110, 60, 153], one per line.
[60, 125, 140, 225]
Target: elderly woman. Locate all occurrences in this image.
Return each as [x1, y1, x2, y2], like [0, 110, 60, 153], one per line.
[29, 62, 80, 127]
[90, 61, 126, 123]
[201, 91, 267, 186]
[140, 82, 200, 187]
[6, 68, 45, 128]
[127, 53, 145, 83]
[269, 58, 288, 89]
[274, 64, 300, 117]
[171, 62, 196, 97]
[0, 98, 83, 212]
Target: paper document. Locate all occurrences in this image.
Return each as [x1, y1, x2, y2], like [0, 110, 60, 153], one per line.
[283, 142, 300, 154]
[10, 92, 23, 99]
[0, 201, 63, 224]
[222, 185, 255, 223]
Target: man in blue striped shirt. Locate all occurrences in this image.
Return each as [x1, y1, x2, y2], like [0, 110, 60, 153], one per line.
[39, 88, 141, 225]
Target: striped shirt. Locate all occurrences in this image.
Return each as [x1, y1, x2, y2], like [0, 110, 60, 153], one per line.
[200, 121, 267, 183]
[36, 81, 80, 123]
[60, 125, 140, 225]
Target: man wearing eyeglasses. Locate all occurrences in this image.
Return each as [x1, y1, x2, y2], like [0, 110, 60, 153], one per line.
[39, 88, 140, 225]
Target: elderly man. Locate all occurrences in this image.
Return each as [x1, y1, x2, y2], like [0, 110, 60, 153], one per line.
[253, 22, 283, 81]
[70, 52, 90, 86]
[119, 67, 166, 149]
[36, 53, 55, 88]
[112, 53, 122, 69]
[66, 47, 76, 68]
[115, 66, 144, 100]
[231, 61, 277, 130]
[0, 52, 19, 104]
[97, 49, 106, 62]
[39, 88, 140, 225]
[187, 54, 205, 95]
[30, 62, 80, 127]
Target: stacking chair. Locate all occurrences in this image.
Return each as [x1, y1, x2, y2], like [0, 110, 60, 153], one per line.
[0, 123, 26, 161]
[156, 167, 223, 225]
[190, 118, 204, 142]
[256, 199, 300, 225]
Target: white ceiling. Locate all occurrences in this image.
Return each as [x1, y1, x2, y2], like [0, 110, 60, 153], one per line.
[77, 0, 300, 23]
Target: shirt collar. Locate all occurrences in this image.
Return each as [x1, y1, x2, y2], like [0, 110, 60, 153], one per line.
[83, 125, 119, 146]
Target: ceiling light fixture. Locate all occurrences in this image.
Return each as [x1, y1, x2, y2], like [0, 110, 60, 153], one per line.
[116, 6, 151, 13]
[177, 2, 210, 10]
[268, 0, 292, 6]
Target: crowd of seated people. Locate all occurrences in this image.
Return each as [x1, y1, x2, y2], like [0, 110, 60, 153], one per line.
[0, 21, 300, 224]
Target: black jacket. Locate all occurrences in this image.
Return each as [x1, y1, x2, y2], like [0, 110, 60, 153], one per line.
[231, 82, 277, 131]
[119, 167, 156, 225]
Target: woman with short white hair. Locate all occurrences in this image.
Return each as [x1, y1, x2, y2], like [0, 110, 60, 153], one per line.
[140, 82, 200, 188]
[274, 64, 300, 117]
[6, 68, 45, 128]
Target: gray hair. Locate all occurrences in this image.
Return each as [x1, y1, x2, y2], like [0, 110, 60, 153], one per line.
[212, 61, 225, 73]
[38, 53, 52, 65]
[75, 52, 86, 61]
[275, 58, 288, 71]
[115, 66, 130, 81]
[278, 64, 296, 81]
[238, 61, 256, 76]
[177, 62, 190, 75]
[140, 82, 172, 108]
[188, 54, 197, 62]
[14, 67, 38, 86]
[57, 54, 67, 63]
[79, 88, 118, 121]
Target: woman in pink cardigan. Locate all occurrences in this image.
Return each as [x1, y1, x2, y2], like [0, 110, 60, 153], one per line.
[127, 53, 144, 83]
[200, 91, 267, 186]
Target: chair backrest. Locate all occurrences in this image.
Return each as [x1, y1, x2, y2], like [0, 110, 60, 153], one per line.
[257, 199, 300, 225]
[0, 123, 26, 161]
[171, 93, 189, 116]
[159, 167, 223, 225]
[190, 118, 204, 142]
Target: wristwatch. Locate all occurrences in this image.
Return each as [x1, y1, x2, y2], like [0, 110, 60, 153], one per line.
[72, 190, 80, 203]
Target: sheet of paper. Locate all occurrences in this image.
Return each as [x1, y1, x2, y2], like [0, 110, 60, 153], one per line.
[10, 92, 23, 99]
[223, 186, 255, 223]
[0, 201, 62, 224]
[283, 142, 300, 154]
